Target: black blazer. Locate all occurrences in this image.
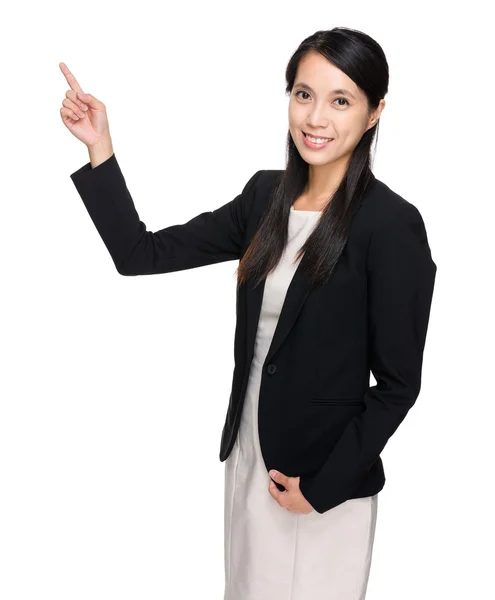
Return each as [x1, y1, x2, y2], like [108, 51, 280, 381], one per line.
[70, 153, 437, 514]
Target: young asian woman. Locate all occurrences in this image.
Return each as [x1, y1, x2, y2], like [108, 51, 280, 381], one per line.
[63, 26, 437, 600]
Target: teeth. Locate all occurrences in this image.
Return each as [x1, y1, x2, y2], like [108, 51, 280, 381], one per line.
[306, 133, 332, 144]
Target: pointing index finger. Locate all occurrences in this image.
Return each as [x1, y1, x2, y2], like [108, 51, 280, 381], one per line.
[59, 62, 84, 93]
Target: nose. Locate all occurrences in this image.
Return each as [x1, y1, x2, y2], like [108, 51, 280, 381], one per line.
[306, 104, 330, 130]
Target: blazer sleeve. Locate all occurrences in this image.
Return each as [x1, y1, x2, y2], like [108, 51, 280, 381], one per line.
[299, 203, 437, 514]
[69, 153, 263, 275]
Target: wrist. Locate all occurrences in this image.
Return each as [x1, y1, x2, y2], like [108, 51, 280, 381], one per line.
[87, 137, 114, 169]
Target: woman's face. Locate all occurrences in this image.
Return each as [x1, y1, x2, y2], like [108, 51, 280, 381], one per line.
[288, 51, 384, 169]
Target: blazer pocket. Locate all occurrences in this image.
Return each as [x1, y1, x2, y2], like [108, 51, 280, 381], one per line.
[310, 396, 364, 406]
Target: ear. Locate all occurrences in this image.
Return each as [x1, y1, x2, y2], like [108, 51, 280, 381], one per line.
[368, 98, 386, 130]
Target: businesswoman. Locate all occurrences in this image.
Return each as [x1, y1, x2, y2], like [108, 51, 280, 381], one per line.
[60, 27, 437, 600]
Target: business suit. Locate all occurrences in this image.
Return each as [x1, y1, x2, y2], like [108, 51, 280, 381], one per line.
[70, 153, 437, 517]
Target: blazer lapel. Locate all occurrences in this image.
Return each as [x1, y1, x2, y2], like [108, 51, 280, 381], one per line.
[245, 249, 314, 366]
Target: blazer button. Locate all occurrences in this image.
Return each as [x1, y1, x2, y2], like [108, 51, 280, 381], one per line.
[267, 363, 277, 375]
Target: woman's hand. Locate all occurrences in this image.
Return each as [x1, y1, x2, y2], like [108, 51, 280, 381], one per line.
[268, 470, 314, 514]
[59, 62, 111, 148]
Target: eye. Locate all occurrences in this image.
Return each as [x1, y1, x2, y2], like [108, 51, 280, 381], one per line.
[294, 91, 350, 106]
[295, 90, 311, 100]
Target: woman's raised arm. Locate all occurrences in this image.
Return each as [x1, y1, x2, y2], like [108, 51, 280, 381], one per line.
[59, 62, 262, 276]
[70, 155, 262, 275]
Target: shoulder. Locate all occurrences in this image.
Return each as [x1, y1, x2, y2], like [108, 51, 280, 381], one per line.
[240, 169, 282, 201]
[362, 175, 428, 235]
[361, 177, 435, 271]
[245, 169, 283, 215]
[254, 169, 284, 194]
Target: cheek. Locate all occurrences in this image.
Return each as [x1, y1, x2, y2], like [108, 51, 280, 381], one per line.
[289, 103, 305, 123]
[341, 115, 369, 139]
[338, 126, 362, 146]
[288, 118, 302, 140]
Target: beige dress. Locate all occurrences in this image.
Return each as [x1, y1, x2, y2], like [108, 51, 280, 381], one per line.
[223, 206, 378, 600]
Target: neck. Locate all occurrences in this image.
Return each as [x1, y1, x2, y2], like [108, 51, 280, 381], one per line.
[305, 156, 350, 204]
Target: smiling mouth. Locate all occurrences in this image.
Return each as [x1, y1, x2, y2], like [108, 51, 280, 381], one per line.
[303, 131, 334, 141]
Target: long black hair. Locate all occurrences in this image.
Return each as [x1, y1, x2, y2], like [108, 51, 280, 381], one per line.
[236, 27, 389, 288]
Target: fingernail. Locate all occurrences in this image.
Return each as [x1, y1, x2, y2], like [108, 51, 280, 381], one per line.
[270, 470, 276, 477]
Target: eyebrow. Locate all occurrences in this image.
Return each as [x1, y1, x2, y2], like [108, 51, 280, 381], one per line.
[294, 82, 356, 100]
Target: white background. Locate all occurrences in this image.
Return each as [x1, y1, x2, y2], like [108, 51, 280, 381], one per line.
[1, 1, 493, 598]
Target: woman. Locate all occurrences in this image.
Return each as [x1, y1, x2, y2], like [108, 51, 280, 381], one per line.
[60, 27, 437, 600]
